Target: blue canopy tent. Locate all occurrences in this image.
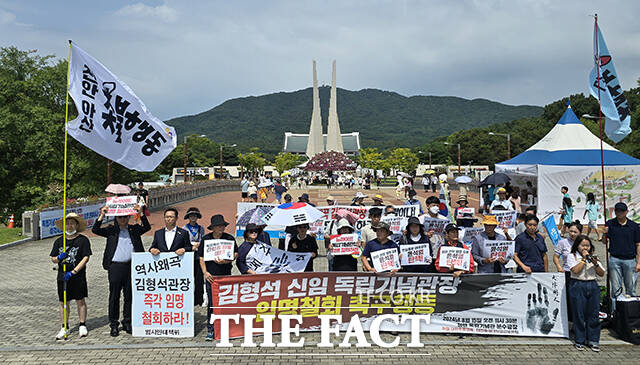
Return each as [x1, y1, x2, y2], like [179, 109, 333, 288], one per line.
[495, 106, 640, 222]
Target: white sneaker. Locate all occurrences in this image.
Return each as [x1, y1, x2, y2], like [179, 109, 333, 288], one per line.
[55, 327, 69, 340]
[79, 325, 88, 337]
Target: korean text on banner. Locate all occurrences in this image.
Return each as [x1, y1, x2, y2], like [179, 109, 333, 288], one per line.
[491, 210, 518, 229]
[481, 240, 515, 260]
[400, 243, 431, 266]
[371, 248, 401, 272]
[438, 246, 471, 271]
[462, 227, 484, 244]
[329, 234, 360, 256]
[456, 207, 475, 219]
[543, 215, 562, 246]
[67, 42, 177, 171]
[203, 239, 235, 261]
[423, 217, 449, 234]
[39, 203, 103, 239]
[211, 272, 569, 340]
[245, 242, 311, 273]
[131, 252, 194, 337]
[106, 195, 138, 216]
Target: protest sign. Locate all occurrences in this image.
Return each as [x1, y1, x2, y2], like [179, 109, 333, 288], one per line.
[203, 239, 235, 261]
[438, 246, 471, 271]
[132, 252, 193, 337]
[370, 248, 401, 272]
[400, 243, 431, 266]
[212, 272, 569, 339]
[461, 227, 484, 244]
[456, 207, 475, 219]
[39, 203, 103, 239]
[67, 42, 176, 171]
[481, 240, 515, 260]
[491, 210, 518, 229]
[106, 195, 138, 216]
[543, 215, 561, 246]
[245, 242, 311, 273]
[329, 234, 360, 256]
[423, 217, 449, 234]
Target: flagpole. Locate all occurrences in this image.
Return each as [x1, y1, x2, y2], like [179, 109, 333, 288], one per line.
[594, 14, 611, 311]
[62, 39, 72, 339]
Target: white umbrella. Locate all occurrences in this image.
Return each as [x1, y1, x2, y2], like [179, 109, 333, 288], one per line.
[258, 182, 272, 188]
[263, 202, 324, 226]
[454, 176, 473, 184]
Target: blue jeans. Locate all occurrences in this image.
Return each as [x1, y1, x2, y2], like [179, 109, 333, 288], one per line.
[609, 256, 637, 311]
[570, 279, 601, 346]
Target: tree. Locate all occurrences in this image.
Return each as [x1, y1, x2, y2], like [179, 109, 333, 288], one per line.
[274, 152, 302, 174]
[357, 148, 384, 170]
[238, 148, 266, 176]
[386, 148, 418, 173]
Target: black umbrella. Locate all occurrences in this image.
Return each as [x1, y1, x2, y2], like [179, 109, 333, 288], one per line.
[480, 172, 511, 187]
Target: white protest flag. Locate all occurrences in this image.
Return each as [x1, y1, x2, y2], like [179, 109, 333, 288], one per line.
[67, 42, 177, 171]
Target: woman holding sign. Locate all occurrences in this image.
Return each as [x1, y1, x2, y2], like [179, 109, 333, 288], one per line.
[399, 217, 432, 273]
[198, 214, 238, 341]
[434, 223, 475, 277]
[183, 207, 205, 307]
[328, 219, 360, 271]
[286, 223, 318, 272]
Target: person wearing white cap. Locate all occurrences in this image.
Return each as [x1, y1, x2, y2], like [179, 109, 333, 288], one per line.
[490, 187, 514, 211]
[351, 192, 367, 206]
[50, 212, 92, 340]
[328, 219, 359, 271]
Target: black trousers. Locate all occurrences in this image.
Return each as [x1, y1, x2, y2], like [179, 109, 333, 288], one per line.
[108, 262, 132, 328]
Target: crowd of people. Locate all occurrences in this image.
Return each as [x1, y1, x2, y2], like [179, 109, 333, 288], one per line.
[49, 180, 640, 352]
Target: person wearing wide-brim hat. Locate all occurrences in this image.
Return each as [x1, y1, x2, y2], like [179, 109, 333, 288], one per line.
[182, 207, 205, 307]
[471, 215, 509, 274]
[361, 221, 401, 273]
[372, 194, 385, 206]
[50, 212, 92, 340]
[351, 192, 368, 206]
[399, 216, 432, 273]
[197, 214, 238, 341]
[434, 223, 475, 277]
[328, 219, 360, 272]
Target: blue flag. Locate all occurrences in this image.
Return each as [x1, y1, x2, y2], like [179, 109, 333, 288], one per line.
[589, 19, 632, 143]
[542, 215, 561, 247]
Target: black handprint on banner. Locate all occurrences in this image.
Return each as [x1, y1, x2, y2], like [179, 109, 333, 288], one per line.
[526, 283, 559, 334]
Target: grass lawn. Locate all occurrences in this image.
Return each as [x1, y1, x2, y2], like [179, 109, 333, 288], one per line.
[0, 228, 23, 245]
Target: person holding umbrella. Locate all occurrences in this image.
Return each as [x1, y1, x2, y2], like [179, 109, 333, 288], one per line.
[50, 213, 92, 340]
[182, 207, 205, 307]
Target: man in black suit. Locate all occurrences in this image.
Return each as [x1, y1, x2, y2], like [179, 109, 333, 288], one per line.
[150, 207, 191, 255]
[93, 204, 150, 337]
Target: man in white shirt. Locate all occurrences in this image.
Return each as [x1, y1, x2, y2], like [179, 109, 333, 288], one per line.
[149, 208, 191, 255]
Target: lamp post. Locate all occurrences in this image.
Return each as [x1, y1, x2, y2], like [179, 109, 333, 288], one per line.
[444, 142, 461, 174]
[183, 134, 207, 183]
[488, 132, 511, 160]
[219, 143, 237, 179]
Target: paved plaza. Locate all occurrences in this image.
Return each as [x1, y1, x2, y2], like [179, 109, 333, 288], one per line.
[1, 187, 639, 364]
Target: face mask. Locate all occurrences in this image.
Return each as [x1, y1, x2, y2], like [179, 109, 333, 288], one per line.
[429, 206, 439, 214]
[65, 230, 77, 236]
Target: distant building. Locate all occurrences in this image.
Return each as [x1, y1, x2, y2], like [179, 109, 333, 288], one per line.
[284, 60, 360, 158]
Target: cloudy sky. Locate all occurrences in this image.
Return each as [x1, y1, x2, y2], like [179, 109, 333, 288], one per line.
[1, 0, 639, 120]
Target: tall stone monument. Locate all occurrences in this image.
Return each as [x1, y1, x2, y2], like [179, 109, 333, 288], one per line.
[305, 60, 325, 158]
[325, 60, 344, 153]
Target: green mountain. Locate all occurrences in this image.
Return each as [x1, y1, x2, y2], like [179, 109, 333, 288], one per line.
[167, 87, 543, 155]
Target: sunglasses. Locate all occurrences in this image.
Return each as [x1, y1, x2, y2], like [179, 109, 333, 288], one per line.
[247, 230, 259, 234]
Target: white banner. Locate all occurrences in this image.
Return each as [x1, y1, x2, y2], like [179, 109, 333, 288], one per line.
[456, 207, 475, 219]
[400, 243, 431, 266]
[67, 42, 177, 171]
[106, 195, 138, 216]
[371, 248, 401, 272]
[461, 227, 484, 244]
[329, 234, 360, 256]
[131, 252, 194, 337]
[203, 239, 235, 261]
[245, 242, 311, 273]
[423, 217, 449, 234]
[491, 210, 518, 229]
[481, 240, 515, 260]
[438, 246, 471, 271]
[39, 203, 104, 239]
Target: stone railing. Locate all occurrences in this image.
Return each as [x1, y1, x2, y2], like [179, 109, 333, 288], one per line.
[22, 180, 239, 240]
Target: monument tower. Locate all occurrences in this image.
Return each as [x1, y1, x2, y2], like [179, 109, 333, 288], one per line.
[305, 60, 324, 158]
[325, 60, 344, 152]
